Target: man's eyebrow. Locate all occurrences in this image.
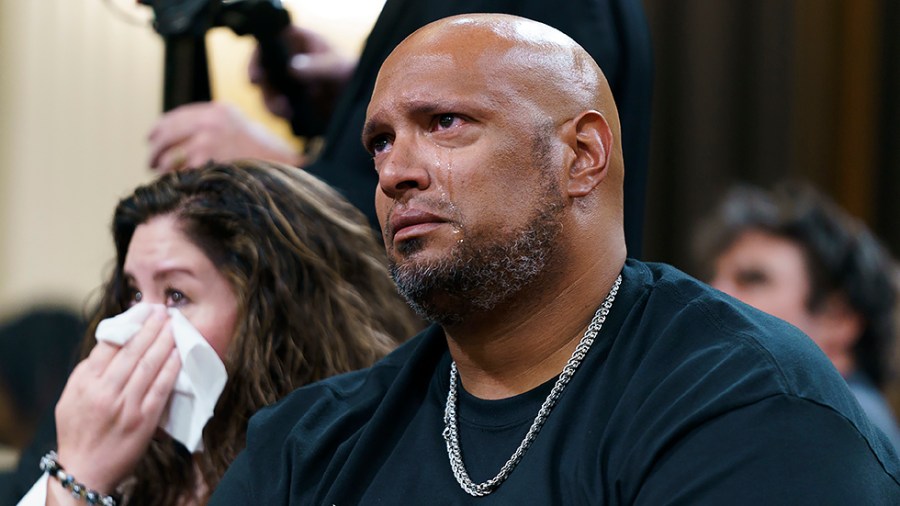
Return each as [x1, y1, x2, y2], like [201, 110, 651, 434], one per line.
[362, 117, 386, 144]
[406, 101, 444, 116]
[362, 100, 457, 142]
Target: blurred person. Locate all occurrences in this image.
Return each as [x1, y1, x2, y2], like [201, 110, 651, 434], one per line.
[209, 15, 900, 504]
[0, 307, 85, 453]
[15, 161, 419, 505]
[0, 306, 86, 498]
[696, 181, 900, 452]
[147, 0, 653, 257]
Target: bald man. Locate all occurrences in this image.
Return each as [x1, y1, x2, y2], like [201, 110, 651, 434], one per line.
[210, 15, 900, 504]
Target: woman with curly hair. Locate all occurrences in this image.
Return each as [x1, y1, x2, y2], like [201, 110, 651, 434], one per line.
[20, 160, 419, 505]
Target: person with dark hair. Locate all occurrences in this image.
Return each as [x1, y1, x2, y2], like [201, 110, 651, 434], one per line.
[0, 307, 85, 453]
[147, 0, 653, 257]
[16, 161, 419, 505]
[695, 181, 900, 451]
[209, 15, 900, 504]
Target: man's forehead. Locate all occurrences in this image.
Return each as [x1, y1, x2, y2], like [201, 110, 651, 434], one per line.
[383, 51, 457, 74]
[406, 15, 575, 53]
[380, 41, 491, 80]
[376, 22, 577, 98]
[371, 50, 496, 107]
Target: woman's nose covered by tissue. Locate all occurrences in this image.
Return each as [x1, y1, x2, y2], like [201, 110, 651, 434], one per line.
[94, 303, 228, 452]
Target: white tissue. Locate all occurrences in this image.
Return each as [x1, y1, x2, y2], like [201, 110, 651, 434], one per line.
[95, 303, 154, 346]
[94, 303, 228, 453]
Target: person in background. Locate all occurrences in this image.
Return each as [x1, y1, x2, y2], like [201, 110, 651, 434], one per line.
[209, 15, 899, 504]
[0, 307, 85, 454]
[695, 181, 900, 452]
[0, 306, 86, 496]
[147, 0, 653, 257]
[15, 161, 419, 505]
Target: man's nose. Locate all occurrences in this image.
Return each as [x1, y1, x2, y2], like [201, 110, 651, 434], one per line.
[377, 137, 431, 200]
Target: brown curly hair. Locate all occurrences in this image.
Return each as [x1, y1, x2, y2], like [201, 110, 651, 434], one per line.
[81, 161, 419, 504]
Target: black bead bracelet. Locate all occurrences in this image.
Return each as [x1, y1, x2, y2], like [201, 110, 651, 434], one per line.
[40, 451, 118, 506]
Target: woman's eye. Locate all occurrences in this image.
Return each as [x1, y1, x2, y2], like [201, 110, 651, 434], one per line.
[166, 289, 187, 307]
[127, 288, 143, 306]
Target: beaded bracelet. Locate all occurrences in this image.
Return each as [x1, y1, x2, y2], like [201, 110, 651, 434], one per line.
[40, 451, 118, 506]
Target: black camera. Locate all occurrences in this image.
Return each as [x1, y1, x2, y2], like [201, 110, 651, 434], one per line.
[140, 0, 324, 136]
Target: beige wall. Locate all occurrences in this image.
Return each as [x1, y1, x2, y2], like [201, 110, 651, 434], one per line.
[0, 0, 382, 320]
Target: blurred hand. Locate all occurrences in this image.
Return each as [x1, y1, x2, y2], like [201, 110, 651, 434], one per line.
[249, 24, 356, 122]
[147, 101, 302, 173]
[50, 306, 180, 499]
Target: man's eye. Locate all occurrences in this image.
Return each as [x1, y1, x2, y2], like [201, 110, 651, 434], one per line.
[735, 269, 768, 286]
[370, 135, 392, 154]
[435, 114, 458, 130]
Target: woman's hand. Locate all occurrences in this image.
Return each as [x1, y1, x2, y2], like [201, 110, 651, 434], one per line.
[48, 306, 181, 502]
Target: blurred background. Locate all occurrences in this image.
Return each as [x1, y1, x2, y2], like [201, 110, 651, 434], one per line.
[0, 0, 384, 469]
[0, 0, 383, 317]
[642, 0, 900, 274]
[0, 0, 898, 469]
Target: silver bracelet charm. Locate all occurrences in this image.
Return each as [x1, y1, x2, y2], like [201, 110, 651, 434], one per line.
[40, 451, 118, 506]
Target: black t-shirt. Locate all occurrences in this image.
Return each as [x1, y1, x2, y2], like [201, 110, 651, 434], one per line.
[210, 260, 900, 504]
[306, 0, 653, 257]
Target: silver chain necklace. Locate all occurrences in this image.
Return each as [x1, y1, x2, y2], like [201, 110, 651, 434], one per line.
[442, 274, 622, 497]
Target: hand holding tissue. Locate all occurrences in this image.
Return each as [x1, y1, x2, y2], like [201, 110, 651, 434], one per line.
[95, 303, 228, 453]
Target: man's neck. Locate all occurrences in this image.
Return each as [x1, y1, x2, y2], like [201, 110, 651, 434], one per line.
[443, 262, 624, 400]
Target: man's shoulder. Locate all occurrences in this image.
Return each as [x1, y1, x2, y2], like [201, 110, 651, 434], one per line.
[621, 260, 865, 416]
[613, 261, 900, 487]
[628, 260, 836, 381]
[251, 326, 441, 436]
[236, 325, 447, 486]
[211, 326, 449, 503]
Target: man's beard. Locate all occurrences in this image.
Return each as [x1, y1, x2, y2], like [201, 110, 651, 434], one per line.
[389, 184, 564, 326]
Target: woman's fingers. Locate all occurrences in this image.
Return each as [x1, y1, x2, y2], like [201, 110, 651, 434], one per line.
[142, 348, 182, 419]
[84, 341, 120, 371]
[52, 306, 185, 494]
[123, 321, 178, 404]
[101, 306, 169, 391]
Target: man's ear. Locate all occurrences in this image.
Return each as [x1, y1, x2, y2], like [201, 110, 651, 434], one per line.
[564, 110, 613, 198]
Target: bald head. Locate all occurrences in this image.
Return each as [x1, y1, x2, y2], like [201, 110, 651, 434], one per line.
[366, 14, 628, 323]
[390, 14, 617, 124]
[370, 14, 624, 201]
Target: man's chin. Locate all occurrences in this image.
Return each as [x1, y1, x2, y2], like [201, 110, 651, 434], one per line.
[392, 234, 461, 263]
[389, 254, 440, 283]
[394, 236, 425, 257]
[392, 280, 468, 326]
